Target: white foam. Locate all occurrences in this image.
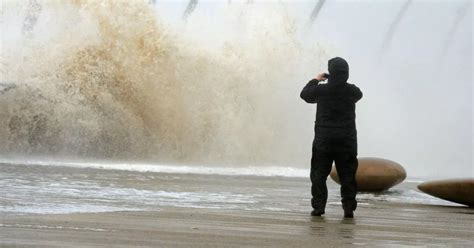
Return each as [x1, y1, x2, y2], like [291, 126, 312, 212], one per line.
[0, 158, 309, 178]
[404, 179, 425, 183]
[0, 176, 263, 214]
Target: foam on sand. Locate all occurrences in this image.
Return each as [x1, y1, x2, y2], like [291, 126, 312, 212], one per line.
[0, 158, 309, 178]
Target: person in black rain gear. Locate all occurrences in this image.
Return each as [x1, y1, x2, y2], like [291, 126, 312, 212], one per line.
[300, 57, 363, 218]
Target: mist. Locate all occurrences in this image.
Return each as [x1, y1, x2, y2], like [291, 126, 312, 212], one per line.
[0, 0, 472, 179]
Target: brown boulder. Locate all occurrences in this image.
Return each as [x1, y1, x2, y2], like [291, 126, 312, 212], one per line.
[330, 157, 406, 191]
[417, 178, 474, 207]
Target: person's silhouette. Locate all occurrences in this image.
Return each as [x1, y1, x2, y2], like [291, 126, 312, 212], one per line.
[300, 57, 363, 218]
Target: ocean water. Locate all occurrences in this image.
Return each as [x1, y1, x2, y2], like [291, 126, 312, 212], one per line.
[0, 161, 456, 216]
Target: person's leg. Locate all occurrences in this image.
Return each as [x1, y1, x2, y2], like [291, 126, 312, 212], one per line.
[334, 152, 358, 217]
[310, 145, 334, 214]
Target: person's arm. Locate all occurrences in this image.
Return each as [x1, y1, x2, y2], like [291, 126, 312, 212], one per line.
[300, 79, 320, 103]
[353, 86, 363, 103]
[300, 73, 328, 103]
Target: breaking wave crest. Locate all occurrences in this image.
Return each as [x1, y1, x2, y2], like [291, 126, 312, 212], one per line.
[0, 1, 329, 166]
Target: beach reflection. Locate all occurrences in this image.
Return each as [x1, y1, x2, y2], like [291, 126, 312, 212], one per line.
[309, 216, 356, 242]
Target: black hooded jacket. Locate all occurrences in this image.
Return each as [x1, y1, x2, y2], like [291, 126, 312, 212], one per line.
[300, 57, 363, 153]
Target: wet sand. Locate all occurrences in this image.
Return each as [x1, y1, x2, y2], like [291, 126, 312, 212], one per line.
[1, 163, 473, 246]
[1, 203, 473, 247]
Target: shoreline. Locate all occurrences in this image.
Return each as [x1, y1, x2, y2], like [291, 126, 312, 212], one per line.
[1, 162, 472, 246]
[0, 159, 442, 183]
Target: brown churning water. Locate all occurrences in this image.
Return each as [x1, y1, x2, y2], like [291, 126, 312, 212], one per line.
[0, 1, 328, 165]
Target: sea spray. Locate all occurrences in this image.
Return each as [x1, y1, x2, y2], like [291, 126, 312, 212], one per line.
[0, 0, 329, 166]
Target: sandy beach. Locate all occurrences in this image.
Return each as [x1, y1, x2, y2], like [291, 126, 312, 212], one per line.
[1, 163, 473, 247]
[1, 203, 473, 247]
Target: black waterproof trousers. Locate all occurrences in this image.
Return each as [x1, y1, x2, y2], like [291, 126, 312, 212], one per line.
[310, 141, 358, 212]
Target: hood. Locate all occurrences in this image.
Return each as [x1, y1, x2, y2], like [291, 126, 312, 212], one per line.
[327, 57, 349, 85]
